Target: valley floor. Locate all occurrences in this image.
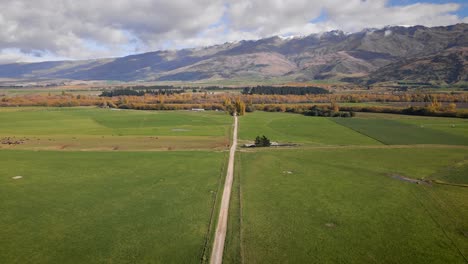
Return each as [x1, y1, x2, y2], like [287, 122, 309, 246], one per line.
[1, 108, 467, 263]
[224, 111, 468, 263]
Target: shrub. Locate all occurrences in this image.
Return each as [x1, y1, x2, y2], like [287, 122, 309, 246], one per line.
[255, 135, 271, 147]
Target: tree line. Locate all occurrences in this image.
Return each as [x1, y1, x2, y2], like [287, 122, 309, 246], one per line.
[99, 88, 184, 97]
[242, 86, 329, 95]
[2, 90, 467, 118]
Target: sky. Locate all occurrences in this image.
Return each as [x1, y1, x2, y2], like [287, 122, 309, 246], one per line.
[0, 0, 466, 63]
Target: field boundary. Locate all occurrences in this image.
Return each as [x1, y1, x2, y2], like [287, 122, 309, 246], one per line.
[411, 187, 468, 263]
[238, 152, 245, 264]
[200, 115, 235, 263]
[432, 180, 468, 188]
[329, 118, 388, 145]
[200, 150, 230, 263]
[239, 144, 468, 152]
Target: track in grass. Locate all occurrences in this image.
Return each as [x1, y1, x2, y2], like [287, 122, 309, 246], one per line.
[211, 115, 238, 264]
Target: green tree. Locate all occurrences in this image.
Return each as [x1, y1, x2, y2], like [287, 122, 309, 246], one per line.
[255, 136, 262, 146]
[261, 135, 271, 147]
[254, 135, 271, 147]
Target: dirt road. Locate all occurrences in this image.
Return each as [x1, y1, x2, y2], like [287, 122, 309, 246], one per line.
[210, 115, 238, 264]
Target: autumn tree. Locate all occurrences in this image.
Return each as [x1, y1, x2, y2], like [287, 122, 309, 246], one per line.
[331, 101, 339, 112]
[235, 98, 246, 116]
[427, 96, 442, 112]
[446, 103, 456, 112]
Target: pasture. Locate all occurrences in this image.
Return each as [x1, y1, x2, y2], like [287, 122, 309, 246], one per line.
[0, 150, 226, 263]
[224, 111, 468, 264]
[334, 112, 468, 145]
[2, 107, 467, 263]
[238, 111, 380, 146]
[0, 107, 231, 151]
[0, 107, 233, 263]
[225, 148, 468, 264]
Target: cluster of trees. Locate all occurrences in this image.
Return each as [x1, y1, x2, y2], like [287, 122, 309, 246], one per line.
[110, 102, 225, 111]
[105, 85, 244, 95]
[339, 105, 468, 118]
[128, 85, 174, 90]
[251, 102, 467, 118]
[294, 92, 467, 104]
[100, 89, 145, 97]
[242, 86, 329, 95]
[0, 94, 100, 107]
[304, 105, 355, 118]
[100, 88, 184, 97]
[87, 89, 468, 105]
[255, 135, 271, 147]
[223, 98, 247, 116]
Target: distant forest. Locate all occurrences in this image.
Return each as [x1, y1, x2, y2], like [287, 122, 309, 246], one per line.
[242, 86, 329, 95]
[100, 86, 184, 97]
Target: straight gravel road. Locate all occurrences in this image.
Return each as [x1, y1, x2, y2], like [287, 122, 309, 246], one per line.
[210, 115, 238, 264]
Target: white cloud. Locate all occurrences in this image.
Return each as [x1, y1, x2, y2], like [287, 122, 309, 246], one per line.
[323, 1, 463, 31]
[0, 0, 466, 63]
[226, 0, 465, 37]
[0, 48, 69, 64]
[0, 0, 225, 61]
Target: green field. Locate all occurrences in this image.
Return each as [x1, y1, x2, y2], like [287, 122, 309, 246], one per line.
[2, 108, 468, 263]
[238, 111, 380, 146]
[333, 113, 468, 145]
[0, 107, 231, 151]
[225, 149, 468, 264]
[430, 160, 468, 185]
[0, 108, 233, 263]
[224, 111, 468, 264]
[0, 150, 226, 263]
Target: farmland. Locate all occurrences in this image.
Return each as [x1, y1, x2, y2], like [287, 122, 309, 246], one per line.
[0, 107, 231, 151]
[225, 148, 468, 263]
[334, 112, 468, 145]
[0, 150, 226, 263]
[0, 108, 232, 263]
[224, 111, 468, 264]
[237, 111, 381, 146]
[1, 107, 467, 264]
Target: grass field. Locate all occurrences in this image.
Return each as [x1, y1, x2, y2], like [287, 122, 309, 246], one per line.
[225, 148, 468, 264]
[0, 150, 226, 263]
[238, 112, 381, 146]
[224, 111, 468, 264]
[430, 160, 468, 185]
[2, 108, 468, 263]
[333, 113, 468, 145]
[0, 108, 234, 263]
[0, 107, 231, 151]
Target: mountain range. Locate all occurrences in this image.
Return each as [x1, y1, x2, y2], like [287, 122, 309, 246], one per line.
[0, 23, 467, 84]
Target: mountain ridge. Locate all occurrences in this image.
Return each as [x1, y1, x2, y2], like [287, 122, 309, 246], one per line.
[0, 23, 467, 84]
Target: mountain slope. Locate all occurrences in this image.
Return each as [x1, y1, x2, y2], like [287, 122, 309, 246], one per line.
[367, 47, 468, 84]
[0, 23, 466, 83]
